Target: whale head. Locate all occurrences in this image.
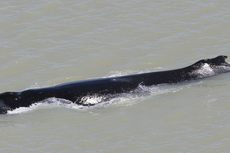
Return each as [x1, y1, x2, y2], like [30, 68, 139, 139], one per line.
[0, 92, 20, 114]
[0, 100, 11, 114]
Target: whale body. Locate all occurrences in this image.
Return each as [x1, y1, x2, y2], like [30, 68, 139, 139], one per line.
[0, 55, 229, 114]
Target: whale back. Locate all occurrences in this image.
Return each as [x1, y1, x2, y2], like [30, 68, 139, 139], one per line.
[0, 55, 229, 114]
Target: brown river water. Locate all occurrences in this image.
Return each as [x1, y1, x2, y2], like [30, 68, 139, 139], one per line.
[0, 0, 230, 153]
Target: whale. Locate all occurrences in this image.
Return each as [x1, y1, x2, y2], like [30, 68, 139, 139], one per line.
[0, 55, 230, 114]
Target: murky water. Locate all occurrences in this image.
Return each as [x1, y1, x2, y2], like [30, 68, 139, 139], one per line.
[0, 0, 230, 152]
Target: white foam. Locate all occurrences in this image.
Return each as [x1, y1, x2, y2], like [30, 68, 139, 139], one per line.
[195, 63, 215, 77]
[7, 98, 84, 114]
[7, 103, 44, 114]
[192, 64, 230, 78]
[81, 95, 105, 105]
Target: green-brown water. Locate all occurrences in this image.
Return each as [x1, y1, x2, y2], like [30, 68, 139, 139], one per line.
[1, 0, 230, 152]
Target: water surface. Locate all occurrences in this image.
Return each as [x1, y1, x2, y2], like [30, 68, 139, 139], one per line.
[0, 0, 230, 152]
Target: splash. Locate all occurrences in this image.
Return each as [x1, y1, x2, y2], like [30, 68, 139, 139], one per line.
[195, 63, 215, 78]
[7, 98, 84, 114]
[192, 63, 230, 78]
